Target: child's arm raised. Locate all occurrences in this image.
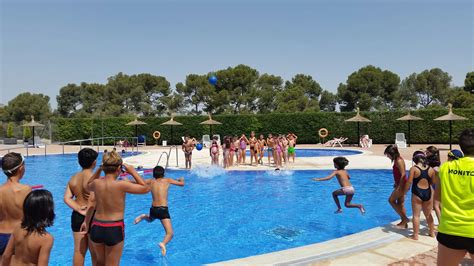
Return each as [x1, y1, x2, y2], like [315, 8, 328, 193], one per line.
[87, 166, 102, 191]
[118, 164, 150, 194]
[37, 234, 54, 266]
[312, 170, 337, 181]
[167, 177, 185, 187]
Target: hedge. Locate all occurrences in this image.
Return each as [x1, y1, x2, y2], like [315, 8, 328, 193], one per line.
[52, 109, 474, 145]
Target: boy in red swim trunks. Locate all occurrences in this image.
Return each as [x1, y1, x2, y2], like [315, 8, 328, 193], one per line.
[85, 151, 149, 266]
[134, 166, 185, 256]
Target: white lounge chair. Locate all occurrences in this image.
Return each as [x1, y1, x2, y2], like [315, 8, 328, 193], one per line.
[202, 135, 211, 147]
[395, 133, 407, 148]
[332, 137, 348, 147]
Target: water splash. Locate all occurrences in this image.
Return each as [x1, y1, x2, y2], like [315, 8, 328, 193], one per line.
[191, 165, 226, 179]
[265, 169, 294, 177]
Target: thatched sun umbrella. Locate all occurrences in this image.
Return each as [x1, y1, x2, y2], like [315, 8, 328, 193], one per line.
[22, 116, 45, 147]
[160, 115, 183, 145]
[434, 103, 468, 150]
[200, 113, 222, 137]
[396, 111, 423, 147]
[345, 108, 371, 147]
[126, 117, 147, 146]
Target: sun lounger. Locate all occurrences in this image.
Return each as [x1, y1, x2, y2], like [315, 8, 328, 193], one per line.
[395, 133, 407, 148]
[323, 137, 347, 147]
[202, 135, 211, 147]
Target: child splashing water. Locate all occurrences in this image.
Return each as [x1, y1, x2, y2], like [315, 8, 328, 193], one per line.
[312, 157, 365, 214]
[404, 151, 435, 240]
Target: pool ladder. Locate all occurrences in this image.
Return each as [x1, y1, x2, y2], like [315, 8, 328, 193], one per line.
[156, 145, 178, 169]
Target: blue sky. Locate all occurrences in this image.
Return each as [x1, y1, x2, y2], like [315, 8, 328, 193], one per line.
[1, 0, 473, 108]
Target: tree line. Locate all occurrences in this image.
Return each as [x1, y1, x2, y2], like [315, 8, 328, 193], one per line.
[1, 65, 473, 123]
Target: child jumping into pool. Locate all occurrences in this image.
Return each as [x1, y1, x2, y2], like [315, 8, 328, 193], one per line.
[2, 189, 55, 266]
[312, 157, 365, 214]
[134, 166, 185, 256]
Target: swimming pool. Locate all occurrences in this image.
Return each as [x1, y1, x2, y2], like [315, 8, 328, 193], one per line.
[245, 148, 362, 157]
[20, 154, 410, 265]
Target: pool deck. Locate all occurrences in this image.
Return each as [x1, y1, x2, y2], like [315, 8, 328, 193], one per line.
[1, 143, 468, 265]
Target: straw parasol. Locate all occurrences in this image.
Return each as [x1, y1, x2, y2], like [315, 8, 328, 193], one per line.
[126, 117, 147, 146]
[344, 108, 371, 147]
[396, 111, 423, 147]
[434, 103, 468, 150]
[200, 113, 222, 137]
[22, 116, 44, 147]
[160, 115, 183, 145]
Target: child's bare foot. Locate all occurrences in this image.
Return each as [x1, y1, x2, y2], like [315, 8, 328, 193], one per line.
[359, 206, 366, 215]
[158, 242, 167, 256]
[395, 219, 409, 229]
[134, 214, 147, 224]
[429, 230, 435, 237]
[410, 234, 419, 240]
[334, 209, 343, 214]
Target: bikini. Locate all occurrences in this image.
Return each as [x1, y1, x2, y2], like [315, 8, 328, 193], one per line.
[0, 233, 11, 255]
[240, 140, 247, 150]
[412, 166, 432, 202]
[211, 142, 218, 155]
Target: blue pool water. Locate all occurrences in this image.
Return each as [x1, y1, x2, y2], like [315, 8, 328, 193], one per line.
[20, 154, 410, 265]
[245, 148, 362, 157]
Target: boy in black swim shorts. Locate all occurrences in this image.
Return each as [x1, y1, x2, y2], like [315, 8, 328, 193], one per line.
[134, 166, 185, 256]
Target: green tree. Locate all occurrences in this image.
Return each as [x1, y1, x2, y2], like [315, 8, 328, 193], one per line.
[214, 65, 259, 113]
[337, 65, 400, 111]
[445, 86, 474, 108]
[275, 74, 322, 113]
[255, 74, 284, 113]
[162, 93, 185, 115]
[176, 74, 214, 114]
[399, 68, 452, 108]
[6, 93, 52, 122]
[56, 84, 82, 117]
[465, 72, 474, 93]
[7, 122, 14, 138]
[319, 90, 337, 111]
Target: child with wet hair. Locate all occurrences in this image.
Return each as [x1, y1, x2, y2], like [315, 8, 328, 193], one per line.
[404, 151, 435, 240]
[312, 157, 365, 214]
[2, 189, 55, 265]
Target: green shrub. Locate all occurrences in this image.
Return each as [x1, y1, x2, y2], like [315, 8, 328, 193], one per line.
[6, 122, 14, 138]
[52, 109, 474, 145]
[23, 126, 32, 140]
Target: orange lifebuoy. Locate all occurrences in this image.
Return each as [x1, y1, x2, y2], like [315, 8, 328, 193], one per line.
[153, 131, 161, 140]
[318, 128, 329, 138]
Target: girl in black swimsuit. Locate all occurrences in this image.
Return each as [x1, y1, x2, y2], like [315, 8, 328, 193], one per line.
[404, 151, 435, 240]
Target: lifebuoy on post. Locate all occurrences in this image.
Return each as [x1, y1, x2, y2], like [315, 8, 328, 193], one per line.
[318, 128, 329, 138]
[153, 131, 161, 140]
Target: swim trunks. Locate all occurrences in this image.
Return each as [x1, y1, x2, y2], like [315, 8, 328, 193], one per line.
[0, 233, 11, 255]
[288, 147, 295, 155]
[90, 219, 124, 246]
[437, 232, 474, 254]
[341, 186, 355, 195]
[149, 206, 171, 220]
[71, 210, 86, 232]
